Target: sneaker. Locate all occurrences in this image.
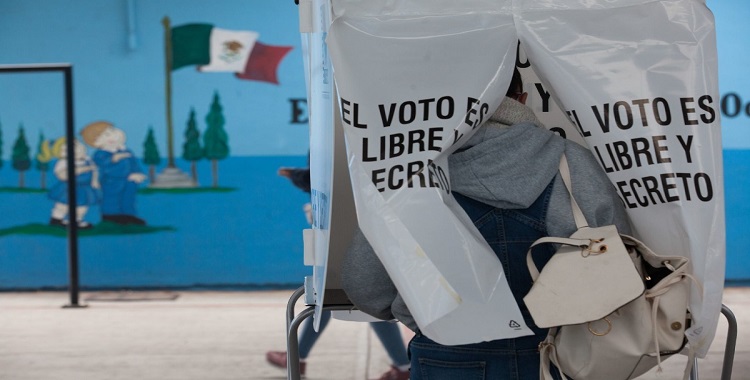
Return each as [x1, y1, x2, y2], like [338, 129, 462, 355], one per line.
[49, 217, 68, 228]
[376, 365, 410, 380]
[102, 214, 129, 224]
[77, 221, 94, 230]
[122, 215, 146, 225]
[265, 350, 306, 376]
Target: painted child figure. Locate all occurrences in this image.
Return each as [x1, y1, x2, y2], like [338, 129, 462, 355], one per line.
[80, 121, 147, 225]
[47, 138, 101, 229]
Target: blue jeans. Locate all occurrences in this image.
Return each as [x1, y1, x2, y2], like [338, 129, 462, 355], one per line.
[298, 310, 332, 359]
[371, 321, 410, 367]
[409, 332, 557, 380]
[298, 311, 409, 366]
[408, 188, 558, 380]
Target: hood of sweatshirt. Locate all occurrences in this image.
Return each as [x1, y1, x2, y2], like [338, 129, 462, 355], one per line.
[448, 98, 566, 209]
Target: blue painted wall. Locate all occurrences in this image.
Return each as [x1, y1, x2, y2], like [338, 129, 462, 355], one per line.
[0, 0, 312, 289]
[0, 0, 748, 288]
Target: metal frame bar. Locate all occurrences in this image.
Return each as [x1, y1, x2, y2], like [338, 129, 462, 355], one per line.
[286, 286, 738, 380]
[690, 304, 738, 380]
[285, 286, 355, 380]
[719, 304, 737, 380]
[0, 64, 83, 308]
[690, 304, 737, 380]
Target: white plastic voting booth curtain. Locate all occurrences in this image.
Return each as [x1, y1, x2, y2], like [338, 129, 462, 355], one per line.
[303, 0, 724, 356]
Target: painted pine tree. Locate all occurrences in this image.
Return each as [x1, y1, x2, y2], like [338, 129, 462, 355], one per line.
[35, 132, 52, 189]
[142, 126, 161, 184]
[182, 108, 203, 183]
[12, 124, 31, 188]
[203, 92, 229, 188]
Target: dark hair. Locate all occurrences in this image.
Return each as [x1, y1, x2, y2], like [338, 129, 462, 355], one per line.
[506, 68, 523, 98]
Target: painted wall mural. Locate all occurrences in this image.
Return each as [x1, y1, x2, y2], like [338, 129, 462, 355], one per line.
[1, 0, 749, 288]
[0, 0, 312, 289]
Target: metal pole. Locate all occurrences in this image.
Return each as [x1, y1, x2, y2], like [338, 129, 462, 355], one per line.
[286, 286, 306, 332]
[720, 305, 737, 380]
[0, 64, 85, 308]
[61, 65, 85, 308]
[689, 358, 699, 380]
[287, 307, 314, 380]
[286, 302, 357, 380]
[286, 286, 308, 380]
[161, 16, 176, 168]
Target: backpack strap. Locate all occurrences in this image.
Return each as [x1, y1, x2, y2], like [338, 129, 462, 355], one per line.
[558, 153, 588, 229]
[539, 327, 570, 380]
[526, 154, 594, 280]
[525, 236, 592, 281]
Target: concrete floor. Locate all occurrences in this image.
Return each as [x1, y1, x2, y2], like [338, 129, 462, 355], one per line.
[0, 288, 746, 380]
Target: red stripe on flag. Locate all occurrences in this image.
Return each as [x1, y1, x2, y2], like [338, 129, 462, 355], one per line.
[235, 42, 293, 84]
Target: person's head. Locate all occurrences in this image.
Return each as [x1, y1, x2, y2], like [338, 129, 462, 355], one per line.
[81, 121, 125, 150]
[51, 137, 86, 159]
[506, 68, 528, 104]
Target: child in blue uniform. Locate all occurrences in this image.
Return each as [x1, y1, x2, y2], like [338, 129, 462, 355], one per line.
[47, 137, 101, 229]
[80, 121, 147, 225]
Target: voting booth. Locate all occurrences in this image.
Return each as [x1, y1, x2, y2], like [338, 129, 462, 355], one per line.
[286, 1, 737, 379]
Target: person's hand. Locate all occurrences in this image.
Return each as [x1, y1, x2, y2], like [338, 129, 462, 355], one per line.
[75, 166, 94, 174]
[113, 152, 132, 162]
[128, 173, 147, 183]
[278, 167, 294, 178]
[277, 166, 311, 192]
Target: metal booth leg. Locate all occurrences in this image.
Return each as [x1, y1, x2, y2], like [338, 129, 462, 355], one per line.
[286, 286, 306, 333]
[287, 306, 316, 380]
[286, 286, 309, 380]
[286, 305, 358, 380]
[285, 286, 359, 380]
[688, 303, 738, 380]
[720, 304, 737, 380]
[690, 358, 699, 380]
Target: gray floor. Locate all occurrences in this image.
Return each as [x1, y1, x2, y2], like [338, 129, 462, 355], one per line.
[0, 288, 746, 380]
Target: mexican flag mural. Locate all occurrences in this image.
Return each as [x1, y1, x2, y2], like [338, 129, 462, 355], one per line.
[168, 22, 293, 84]
[159, 18, 294, 172]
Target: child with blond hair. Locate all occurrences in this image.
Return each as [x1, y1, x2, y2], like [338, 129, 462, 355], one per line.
[47, 138, 100, 229]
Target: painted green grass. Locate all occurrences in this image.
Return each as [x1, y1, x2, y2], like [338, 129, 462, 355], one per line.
[0, 187, 47, 194]
[0, 222, 175, 237]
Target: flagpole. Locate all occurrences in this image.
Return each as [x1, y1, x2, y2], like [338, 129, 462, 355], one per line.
[162, 16, 176, 168]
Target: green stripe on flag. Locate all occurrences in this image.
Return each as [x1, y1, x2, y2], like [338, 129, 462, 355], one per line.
[171, 23, 213, 71]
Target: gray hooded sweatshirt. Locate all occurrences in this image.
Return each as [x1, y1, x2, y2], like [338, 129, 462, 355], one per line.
[341, 97, 632, 332]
